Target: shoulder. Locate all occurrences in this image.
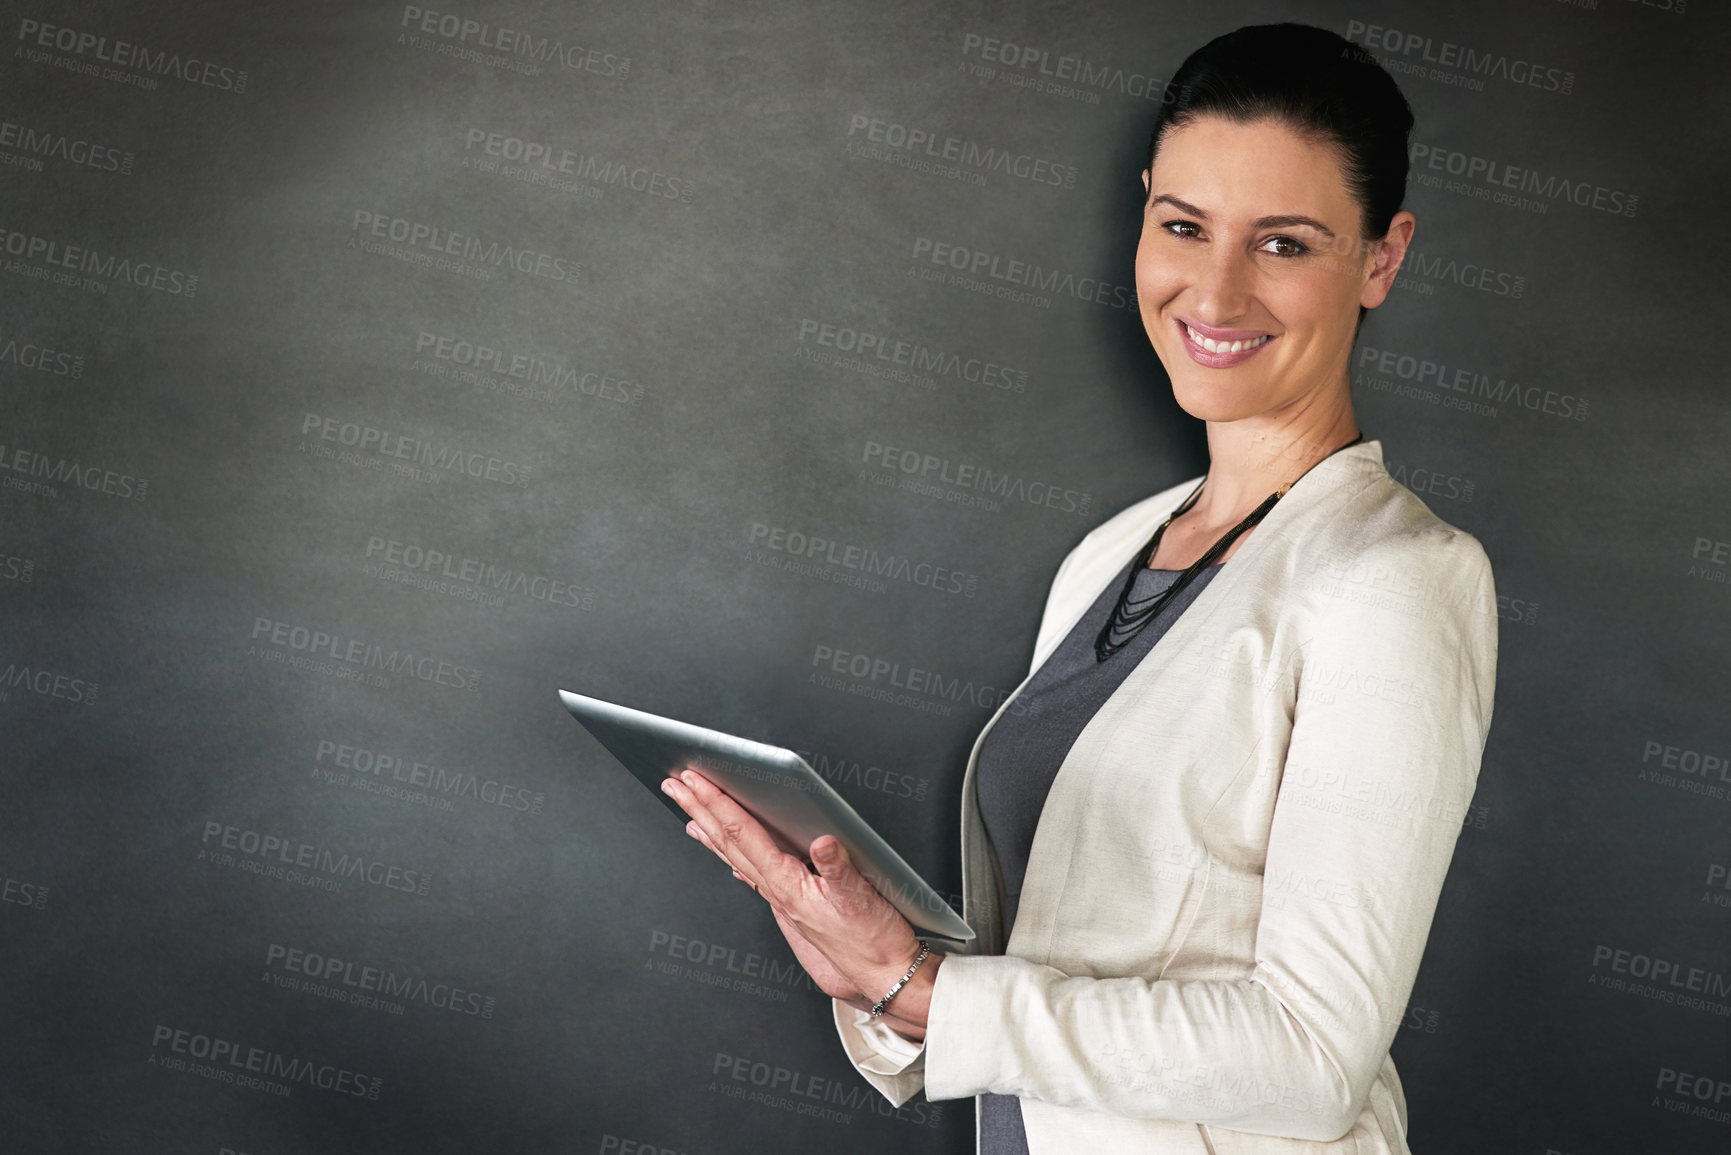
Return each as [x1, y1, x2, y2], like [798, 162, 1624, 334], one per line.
[1298, 467, 1494, 592]
[1284, 467, 1498, 655]
[1288, 470, 1501, 729]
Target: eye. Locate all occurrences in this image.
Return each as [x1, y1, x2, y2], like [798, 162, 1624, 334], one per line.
[1160, 219, 1202, 240]
[1262, 235, 1309, 258]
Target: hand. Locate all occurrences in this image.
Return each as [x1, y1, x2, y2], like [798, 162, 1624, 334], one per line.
[660, 767, 939, 1031]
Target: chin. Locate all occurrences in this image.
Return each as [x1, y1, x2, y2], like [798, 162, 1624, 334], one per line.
[1167, 371, 1270, 424]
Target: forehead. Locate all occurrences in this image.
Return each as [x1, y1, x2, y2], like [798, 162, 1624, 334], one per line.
[1149, 115, 1356, 223]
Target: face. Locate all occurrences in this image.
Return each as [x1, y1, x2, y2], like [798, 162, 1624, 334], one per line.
[1136, 114, 1413, 427]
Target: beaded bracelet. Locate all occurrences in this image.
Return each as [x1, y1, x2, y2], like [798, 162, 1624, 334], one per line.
[870, 939, 932, 1017]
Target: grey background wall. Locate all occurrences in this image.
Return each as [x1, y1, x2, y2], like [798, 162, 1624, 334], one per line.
[2, 1, 1727, 1152]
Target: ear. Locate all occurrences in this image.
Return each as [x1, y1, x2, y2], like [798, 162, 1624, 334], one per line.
[1141, 169, 1150, 196]
[1360, 210, 1416, 312]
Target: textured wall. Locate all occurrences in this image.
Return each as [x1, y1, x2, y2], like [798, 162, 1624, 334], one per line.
[2, 1, 1727, 1152]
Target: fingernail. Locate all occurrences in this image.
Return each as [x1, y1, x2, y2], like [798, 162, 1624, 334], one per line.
[661, 780, 676, 795]
[680, 770, 695, 785]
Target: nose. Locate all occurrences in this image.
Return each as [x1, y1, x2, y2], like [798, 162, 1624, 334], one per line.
[1190, 241, 1255, 324]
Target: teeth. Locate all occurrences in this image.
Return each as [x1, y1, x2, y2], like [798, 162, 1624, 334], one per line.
[1185, 323, 1270, 354]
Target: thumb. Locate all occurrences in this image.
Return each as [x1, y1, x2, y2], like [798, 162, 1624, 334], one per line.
[811, 837, 852, 877]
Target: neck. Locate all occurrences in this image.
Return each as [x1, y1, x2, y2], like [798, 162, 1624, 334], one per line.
[1193, 387, 1360, 524]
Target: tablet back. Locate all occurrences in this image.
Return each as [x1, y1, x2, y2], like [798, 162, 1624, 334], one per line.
[558, 689, 973, 941]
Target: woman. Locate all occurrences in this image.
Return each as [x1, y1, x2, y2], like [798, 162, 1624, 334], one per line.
[662, 22, 1498, 1155]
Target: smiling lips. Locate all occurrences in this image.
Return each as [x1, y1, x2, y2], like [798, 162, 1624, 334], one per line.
[1176, 317, 1277, 366]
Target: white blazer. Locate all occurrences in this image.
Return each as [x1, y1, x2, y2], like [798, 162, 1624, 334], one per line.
[831, 440, 1498, 1154]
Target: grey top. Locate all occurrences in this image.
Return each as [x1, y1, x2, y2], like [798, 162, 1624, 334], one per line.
[973, 556, 1223, 1155]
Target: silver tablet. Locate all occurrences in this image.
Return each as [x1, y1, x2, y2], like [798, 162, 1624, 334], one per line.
[558, 689, 974, 942]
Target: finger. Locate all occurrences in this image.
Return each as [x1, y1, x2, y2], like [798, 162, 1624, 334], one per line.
[662, 778, 724, 850]
[663, 777, 753, 876]
[672, 769, 805, 896]
[661, 776, 703, 821]
[806, 835, 879, 906]
[685, 819, 730, 864]
[662, 781, 733, 862]
[663, 773, 777, 893]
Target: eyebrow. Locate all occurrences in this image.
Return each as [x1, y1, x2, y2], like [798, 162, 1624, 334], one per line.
[1149, 193, 1337, 241]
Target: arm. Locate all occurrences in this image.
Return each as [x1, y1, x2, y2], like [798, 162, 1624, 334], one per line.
[828, 535, 1098, 1103]
[914, 531, 1498, 1140]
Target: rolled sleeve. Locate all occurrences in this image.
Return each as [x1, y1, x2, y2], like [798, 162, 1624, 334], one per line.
[832, 997, 927, 1106]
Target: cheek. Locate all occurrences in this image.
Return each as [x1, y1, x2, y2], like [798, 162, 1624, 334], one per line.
[1300, 249, 1366, 307]
[1133, 233, 1180, 297]
[1267, 267, 1356, 334]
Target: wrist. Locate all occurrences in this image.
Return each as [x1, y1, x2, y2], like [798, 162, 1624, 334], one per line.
[867, 948, 943, 1032]
[883, 1017, 925, 1044]
[868, 938, 930, 1016]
